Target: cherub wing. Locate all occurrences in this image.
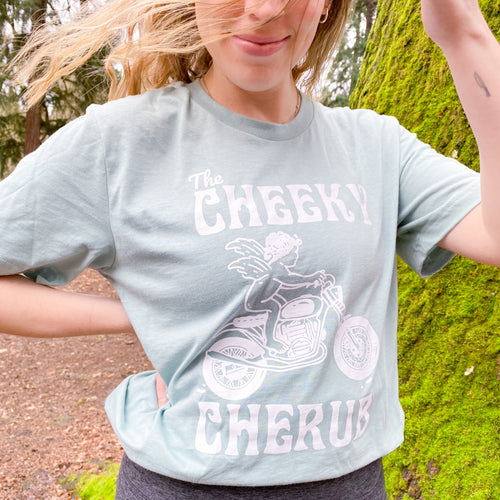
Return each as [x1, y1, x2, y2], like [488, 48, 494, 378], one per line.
[228, 256, 271, 280]
[225, 238, 265, 258]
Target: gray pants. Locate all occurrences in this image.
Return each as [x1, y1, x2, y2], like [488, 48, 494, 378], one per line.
[115, 453, 388, 499]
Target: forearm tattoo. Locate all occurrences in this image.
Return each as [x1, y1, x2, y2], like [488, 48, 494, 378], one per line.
[474, 72, 491, 98]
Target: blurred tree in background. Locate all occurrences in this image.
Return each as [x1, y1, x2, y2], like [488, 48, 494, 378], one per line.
[322, 0, 377, 108]
[0, 0, 108, 178]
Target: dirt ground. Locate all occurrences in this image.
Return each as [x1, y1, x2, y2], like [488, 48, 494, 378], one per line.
[0, 270, 152, 499]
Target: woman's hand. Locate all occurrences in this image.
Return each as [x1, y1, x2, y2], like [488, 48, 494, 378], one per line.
[156, 372, 169, 407]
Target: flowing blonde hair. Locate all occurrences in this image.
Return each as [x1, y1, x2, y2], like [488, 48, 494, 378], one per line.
[14, 0, 354, 107]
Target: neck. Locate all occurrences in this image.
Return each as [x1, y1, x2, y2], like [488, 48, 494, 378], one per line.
[201, 70, 301, 124]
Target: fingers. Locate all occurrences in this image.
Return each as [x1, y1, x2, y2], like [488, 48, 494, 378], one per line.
[156, 372, 169, 407]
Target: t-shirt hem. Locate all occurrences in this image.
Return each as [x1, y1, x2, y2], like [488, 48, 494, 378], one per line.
[418, 193, 481, 278]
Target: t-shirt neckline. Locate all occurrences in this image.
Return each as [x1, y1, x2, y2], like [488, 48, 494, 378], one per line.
[189, 79, 314, 141]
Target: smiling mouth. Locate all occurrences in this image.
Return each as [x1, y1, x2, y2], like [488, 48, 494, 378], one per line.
[233, 35, 289, 56]
[237, 34, 288, 44]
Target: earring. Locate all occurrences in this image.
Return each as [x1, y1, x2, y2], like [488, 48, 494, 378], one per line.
[319, 8, 329, 24]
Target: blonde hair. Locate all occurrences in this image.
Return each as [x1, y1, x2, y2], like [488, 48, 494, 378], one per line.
[14, 0, 354, 107]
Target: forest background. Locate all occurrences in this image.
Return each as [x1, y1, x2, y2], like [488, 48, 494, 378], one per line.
[0, 0, 499, 498]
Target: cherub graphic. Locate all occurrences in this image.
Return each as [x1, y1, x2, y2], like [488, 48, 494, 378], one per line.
[203, 231, 380, 400]
[225, 232, 332, 357]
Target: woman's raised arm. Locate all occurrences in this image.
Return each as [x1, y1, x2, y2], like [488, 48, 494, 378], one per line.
[0, 275, 133, 338]
[423, 0, 500, 265]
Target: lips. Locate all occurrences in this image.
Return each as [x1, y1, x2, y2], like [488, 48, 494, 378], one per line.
[238, 34, 287, 44]
[232, 34, 289, 57]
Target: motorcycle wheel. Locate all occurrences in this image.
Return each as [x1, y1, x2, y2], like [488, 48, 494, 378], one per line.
[333, 316, 379, 381]
[203, 337, 266, 401]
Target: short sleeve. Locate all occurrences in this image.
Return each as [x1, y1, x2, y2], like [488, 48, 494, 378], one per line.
[396, 125, 481, 277]
[0, 107, 115, 285]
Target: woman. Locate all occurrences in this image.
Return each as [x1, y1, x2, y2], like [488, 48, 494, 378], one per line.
[0, 0, 498, 498]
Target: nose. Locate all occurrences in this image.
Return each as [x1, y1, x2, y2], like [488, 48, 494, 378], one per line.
[244, 0, 288, 23]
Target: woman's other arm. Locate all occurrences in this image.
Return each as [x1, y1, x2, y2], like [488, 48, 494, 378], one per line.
[421, 1, 500, 265]
[0, 275, 133, 338]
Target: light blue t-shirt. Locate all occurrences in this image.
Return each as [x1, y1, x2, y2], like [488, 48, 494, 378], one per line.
[0, 81, 480, 485]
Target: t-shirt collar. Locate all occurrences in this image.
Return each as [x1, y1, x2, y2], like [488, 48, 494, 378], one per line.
[189, 79, 314, 141]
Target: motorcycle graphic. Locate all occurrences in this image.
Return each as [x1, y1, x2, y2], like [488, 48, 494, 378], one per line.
[202, 233, 379, 401]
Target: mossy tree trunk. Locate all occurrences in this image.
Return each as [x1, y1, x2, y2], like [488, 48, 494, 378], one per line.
[350, 1, 500, 499]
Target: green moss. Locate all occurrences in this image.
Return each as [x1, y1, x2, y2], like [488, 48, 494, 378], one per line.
[389, 259, 500, 498]
[352, 0, 500, 172]
[60, 463, 119, 500]
[351, 1, 500, 497]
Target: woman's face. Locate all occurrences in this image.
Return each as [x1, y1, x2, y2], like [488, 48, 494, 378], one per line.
[196, 0, 328, 94]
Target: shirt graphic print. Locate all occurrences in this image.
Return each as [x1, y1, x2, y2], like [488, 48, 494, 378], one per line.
[202, 231, 380, 402]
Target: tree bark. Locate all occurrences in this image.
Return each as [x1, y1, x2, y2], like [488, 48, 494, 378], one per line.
[24, 105, 42, 155]
[24, 0, 47, 156]
[365, 0, 377, 36]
